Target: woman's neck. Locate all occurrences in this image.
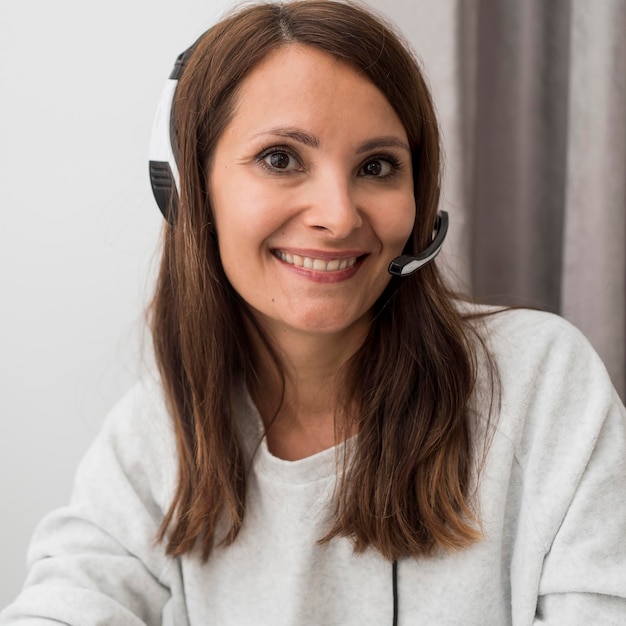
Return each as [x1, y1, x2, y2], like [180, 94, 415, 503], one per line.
[246, 318, 367, 460]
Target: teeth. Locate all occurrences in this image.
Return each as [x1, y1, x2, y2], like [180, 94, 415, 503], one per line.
[274, 251, 357, 272]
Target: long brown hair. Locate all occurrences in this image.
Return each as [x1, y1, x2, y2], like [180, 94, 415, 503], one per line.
[150, 0, 489, 561]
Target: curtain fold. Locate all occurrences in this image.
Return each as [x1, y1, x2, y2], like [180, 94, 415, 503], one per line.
[457, 0, 626, 397]
[465, 0, 571, 311]
[560, 0, 626, 399]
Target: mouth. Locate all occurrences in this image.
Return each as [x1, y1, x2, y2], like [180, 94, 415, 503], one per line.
[272, 250, 359, 272]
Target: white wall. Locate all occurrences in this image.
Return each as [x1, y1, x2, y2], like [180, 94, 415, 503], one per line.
[0, 0, 462, 607]
[0, 0, 235, 606]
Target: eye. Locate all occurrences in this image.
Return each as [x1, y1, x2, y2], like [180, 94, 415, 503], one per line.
[257, 146, 303, 173]
[359, 155, 402, 178]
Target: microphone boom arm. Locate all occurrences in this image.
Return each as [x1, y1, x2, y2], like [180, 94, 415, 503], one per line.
[387, 211, 449, 277]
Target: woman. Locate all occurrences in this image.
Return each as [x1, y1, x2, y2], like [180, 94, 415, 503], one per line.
[2, 1, 625, 624]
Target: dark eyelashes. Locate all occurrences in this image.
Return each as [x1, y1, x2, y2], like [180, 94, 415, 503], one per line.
[365, 153, 403, 170]
[254, 144, 405, 177]
[255, 145, 301, 173]
[358, 153, 403, 183]
[257, 144, 294, 159]
[387, 154, 402, 168]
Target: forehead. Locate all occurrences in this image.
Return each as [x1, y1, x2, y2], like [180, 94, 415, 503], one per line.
[222, 43, 407, 142]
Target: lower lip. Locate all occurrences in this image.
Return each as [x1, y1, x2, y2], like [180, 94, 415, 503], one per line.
[273, 254, 363, 283]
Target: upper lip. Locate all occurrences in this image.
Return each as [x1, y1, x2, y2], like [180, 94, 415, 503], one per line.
[270, 248, 368, 260]
[271, 248, 369, 272]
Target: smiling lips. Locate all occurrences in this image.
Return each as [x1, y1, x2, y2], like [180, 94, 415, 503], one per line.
[273, 250, 359, 272]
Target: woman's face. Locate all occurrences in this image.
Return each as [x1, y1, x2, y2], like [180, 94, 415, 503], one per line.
[208, 44, 415, 344]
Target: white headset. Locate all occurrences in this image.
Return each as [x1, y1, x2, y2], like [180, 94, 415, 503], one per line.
[148, 51, 188, 223]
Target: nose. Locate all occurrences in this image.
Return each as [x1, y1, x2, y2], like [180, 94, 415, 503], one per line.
[303, 171, 363, 238]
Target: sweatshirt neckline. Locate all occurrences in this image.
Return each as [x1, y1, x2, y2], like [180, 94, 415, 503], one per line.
[236, 385, 349, 484]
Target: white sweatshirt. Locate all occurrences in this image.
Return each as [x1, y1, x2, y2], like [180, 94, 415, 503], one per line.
[2, 308, 626, 625]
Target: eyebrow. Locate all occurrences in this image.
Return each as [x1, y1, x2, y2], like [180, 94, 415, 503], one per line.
[252, 127, 410, 154]
[253, 127, 320, 148]
[356, 137, 411, 154]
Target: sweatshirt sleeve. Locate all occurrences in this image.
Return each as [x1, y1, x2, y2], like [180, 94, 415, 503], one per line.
[0, 379, 180, 626]
[534, 385, 626, 624]
[493, 311, 626, 624]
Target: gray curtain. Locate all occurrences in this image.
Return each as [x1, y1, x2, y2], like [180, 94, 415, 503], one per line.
[457, 0, 626, 398]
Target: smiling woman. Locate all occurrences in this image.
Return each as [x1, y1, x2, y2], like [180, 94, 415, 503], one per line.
[2, 1, 626, 625]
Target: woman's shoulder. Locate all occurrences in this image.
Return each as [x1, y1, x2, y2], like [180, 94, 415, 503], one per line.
[460, 302, 601, 376]
[462, 302, 623, 457]
[460, 300, 578, 335]
[92, 374, 174, 456]
[460, 301, 623, 438]
[76, 374, 178, 504]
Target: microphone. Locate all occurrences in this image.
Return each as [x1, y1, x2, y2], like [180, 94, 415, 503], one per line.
[388, 211, 449, 277]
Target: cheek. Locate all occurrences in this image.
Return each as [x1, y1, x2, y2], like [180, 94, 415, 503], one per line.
[213, 199, 285, 261]
[210, 182, 289, 295]
[378, 196, 416, 252]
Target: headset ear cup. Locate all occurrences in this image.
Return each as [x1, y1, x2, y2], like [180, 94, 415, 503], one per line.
[148, 50, 192, 223]
[149, 72, 182, 223]
[149, 161, 178, 223]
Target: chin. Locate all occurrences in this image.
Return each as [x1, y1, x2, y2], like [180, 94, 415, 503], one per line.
[282, 309, 372, 337]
